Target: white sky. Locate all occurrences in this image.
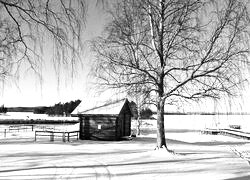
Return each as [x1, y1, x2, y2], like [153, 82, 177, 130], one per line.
[0, 2, 109, 107]
[0, 1, 250, 113]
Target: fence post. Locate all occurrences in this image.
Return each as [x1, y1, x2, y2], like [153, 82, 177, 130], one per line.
[31, 125, 34, 131]
[4, 129, 6, 138]
[67, 132, 70, 142]
[62, 132, 66, 142]
[35, 131, 36, 141]
[50, 132, 54, 142]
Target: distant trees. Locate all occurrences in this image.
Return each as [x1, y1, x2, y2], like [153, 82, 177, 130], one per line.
[129, 101, 153, 119]
[33, 106, 49, 114]
[47, 99, 81, 116]
[33, 99, 81, 116]
[140, 108, 153, 119]
[0, 105, 7, 113]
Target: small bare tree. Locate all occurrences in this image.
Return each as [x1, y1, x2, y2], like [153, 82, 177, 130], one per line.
[92, 0, 250, 149]
[128, 86, 150, 136]
[0, 0, 86, 83]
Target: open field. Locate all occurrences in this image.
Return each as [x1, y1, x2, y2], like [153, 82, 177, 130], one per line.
[1, 130, 250, 179]
[0, 116, 250, 179]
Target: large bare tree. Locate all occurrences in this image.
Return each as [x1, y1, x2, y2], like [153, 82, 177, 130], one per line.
[0, 0, 86, 83]
[92, 0, 250, 149]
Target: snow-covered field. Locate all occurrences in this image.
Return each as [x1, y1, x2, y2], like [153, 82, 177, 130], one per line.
[0, 112, 78, 121]
[0, 132, 250, 180]
[155, 114, 250, 132]
[0, 117, 250, 179]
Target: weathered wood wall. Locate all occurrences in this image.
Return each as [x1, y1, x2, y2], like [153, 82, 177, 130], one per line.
[78, 100, 132, 140]
[118, 102, 132, 137]
[79, 116, 118, 140]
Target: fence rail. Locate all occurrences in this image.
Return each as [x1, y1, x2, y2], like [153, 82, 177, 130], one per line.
[201, 128, 250, 140]
[0, 125, 34, 138]
[35, 130, 79, 142]
[9, 125, 34, 132]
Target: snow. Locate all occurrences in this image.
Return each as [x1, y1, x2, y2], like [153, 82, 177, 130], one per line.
[71, 98, 127, 115]
[151, 114, 250, 132]
[0, 128, 250, 179]
[0, 113, 78, 121]
[0, 116, 250, 179]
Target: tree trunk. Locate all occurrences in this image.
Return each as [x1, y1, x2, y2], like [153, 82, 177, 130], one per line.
[156, 99, 167, 148]
[136, 116, 142, 136]
[136, 102, 142, 136]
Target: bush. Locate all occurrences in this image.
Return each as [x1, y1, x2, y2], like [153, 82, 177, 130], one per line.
[140, 108, 153, 119]
[0, 105, 7, 113]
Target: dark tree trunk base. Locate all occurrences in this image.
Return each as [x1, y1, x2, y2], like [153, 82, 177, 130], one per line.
[154, 145, 177, 155]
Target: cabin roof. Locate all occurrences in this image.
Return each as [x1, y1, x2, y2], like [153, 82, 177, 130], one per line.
[71, 98, 130, 116]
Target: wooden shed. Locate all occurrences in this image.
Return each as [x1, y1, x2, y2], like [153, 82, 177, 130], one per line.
[71, 98, 132, 140]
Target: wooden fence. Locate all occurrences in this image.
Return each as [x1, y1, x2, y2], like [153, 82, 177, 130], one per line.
[201, 128, 250, 140]
[1, 125, 34, 138]
[8, 125, 34, 132]
[35, 130, 79, 142]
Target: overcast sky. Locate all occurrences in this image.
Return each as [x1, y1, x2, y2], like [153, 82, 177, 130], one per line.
[0, 1, 250, 113]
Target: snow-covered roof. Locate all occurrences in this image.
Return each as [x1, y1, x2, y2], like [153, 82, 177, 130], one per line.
[71, 98, 129, 115]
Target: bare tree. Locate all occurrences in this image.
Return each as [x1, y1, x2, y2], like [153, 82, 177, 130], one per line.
[92, 0, 250, 150]
[134, 95, 143, 136]
[128, 88, 148, 136]
[0, 0, 86, 84]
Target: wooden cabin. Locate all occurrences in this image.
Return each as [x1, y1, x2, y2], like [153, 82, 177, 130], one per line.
[71, 98, 132, 140]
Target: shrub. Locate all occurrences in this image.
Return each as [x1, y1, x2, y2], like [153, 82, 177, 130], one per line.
[140, 108, 153, 119]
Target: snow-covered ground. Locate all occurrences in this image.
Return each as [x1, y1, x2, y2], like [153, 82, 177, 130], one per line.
[0, 123, 79, 142]
[152, 114, 250, 132]
[0, 113, 78, 121]
[0, 123, 250, 179]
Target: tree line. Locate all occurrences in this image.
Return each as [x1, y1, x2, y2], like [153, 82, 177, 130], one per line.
[1, 100, 82, 116]
[1, 100, 152, 118]
[0, 105, 7, 113]
[34, 100, 81, 116]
